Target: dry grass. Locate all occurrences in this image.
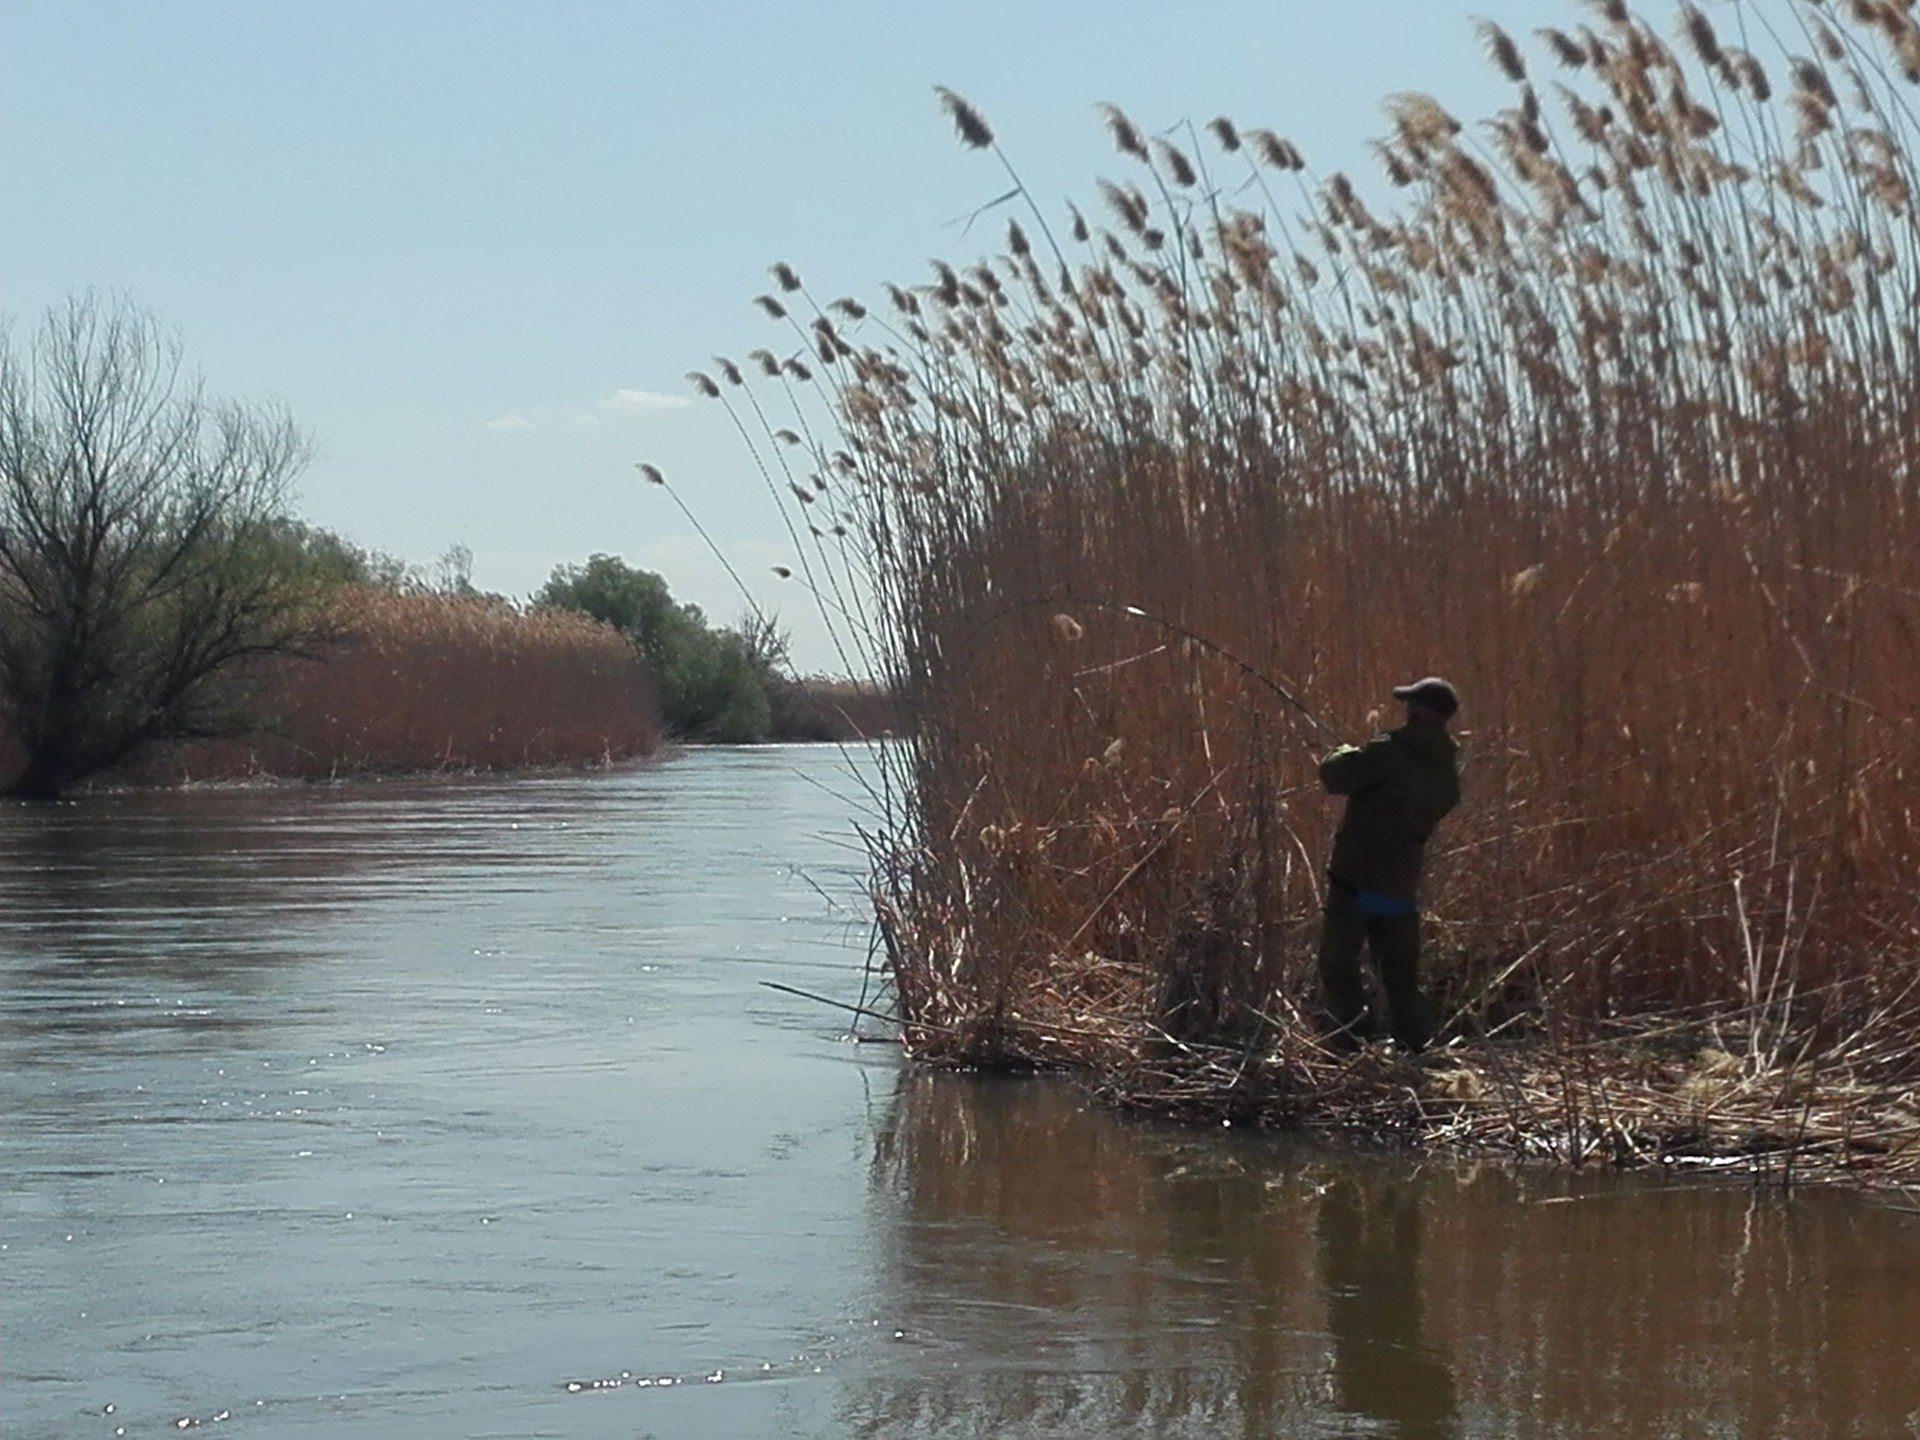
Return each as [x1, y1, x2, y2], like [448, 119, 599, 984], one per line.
[701, 2, 1920, 1183]
[153, 588, 659, 780]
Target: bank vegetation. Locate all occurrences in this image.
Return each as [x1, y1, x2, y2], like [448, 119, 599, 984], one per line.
[0, 294, 884, 792]
[695, 1, 1920, 1187]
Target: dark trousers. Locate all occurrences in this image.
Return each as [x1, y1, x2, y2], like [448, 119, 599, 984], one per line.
[1317, 884, 1434, 1052]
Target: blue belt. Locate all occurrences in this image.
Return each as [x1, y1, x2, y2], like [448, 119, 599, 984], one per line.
[1330, 873, 1416, 917]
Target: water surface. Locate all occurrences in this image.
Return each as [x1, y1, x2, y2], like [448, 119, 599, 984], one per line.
[3, 747, 1916, 1438]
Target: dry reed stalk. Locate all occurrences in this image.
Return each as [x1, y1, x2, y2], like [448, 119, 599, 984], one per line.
[704, 1, 1920, 1182]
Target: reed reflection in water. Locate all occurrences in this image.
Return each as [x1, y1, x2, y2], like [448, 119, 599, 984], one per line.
[849, 1072, 1919, 1439]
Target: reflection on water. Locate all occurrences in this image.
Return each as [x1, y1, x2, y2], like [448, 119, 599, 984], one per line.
[4, 753, 1918, 1439]
[1321, 1174, 1456, 1439]
[854, 1072, 1920, 1439]
[0, 779, 656, 1061]
[1, 754, 903, 1440]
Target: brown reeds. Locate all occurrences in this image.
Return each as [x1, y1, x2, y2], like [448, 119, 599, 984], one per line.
[146, 589, 658, 781]
[705, 1, 1920, 1184]
[769, 678, 901, 741]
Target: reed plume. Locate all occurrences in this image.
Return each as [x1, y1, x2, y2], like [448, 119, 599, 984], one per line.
[708, 0, 1920, 1183]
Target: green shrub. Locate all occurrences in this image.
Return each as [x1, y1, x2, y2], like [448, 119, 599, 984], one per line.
[536, 554, 771, 743]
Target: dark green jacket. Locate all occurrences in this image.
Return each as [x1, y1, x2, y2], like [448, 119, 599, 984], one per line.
[1320, 723, 1461, 901]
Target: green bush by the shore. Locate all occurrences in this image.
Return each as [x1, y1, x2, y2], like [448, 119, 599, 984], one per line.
[536, 554, 779, 744]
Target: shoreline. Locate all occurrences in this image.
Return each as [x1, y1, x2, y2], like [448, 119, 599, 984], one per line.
[891, 998, 1920, 1195]
[1099, 1032, 1920, 1194]
[9, 735, 901, 800]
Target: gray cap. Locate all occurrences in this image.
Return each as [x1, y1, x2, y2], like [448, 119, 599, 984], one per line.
[1392, 676, 1459, 717]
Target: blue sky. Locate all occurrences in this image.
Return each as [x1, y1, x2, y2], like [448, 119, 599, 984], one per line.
[3, 0, 1553, 672]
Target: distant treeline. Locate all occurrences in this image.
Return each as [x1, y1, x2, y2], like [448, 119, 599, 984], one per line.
[533, 552, 897, 745]
[0, 526, 895, 793]
[0, 291, 883, 798]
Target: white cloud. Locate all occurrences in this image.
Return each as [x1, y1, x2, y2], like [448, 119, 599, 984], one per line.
[485, 389, 690, 434]
[600, 387, 692, 415]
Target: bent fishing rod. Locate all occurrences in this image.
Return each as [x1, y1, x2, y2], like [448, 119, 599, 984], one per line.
[966, 594, 1345, 745]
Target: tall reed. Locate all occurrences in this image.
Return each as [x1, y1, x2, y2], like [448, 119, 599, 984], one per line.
[149, 589, 658, 780]
[700, 3, 1920, 1115]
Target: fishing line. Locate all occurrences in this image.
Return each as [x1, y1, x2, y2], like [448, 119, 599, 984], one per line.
[967, 594, 1344, 744]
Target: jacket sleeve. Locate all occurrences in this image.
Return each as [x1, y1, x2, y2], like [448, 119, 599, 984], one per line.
[1319, 737, 1393, 796]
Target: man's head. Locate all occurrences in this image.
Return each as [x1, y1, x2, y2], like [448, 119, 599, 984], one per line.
[1392, 676, 1459, 726]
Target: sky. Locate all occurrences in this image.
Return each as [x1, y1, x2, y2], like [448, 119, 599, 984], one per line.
[2, 0, 1554, 673]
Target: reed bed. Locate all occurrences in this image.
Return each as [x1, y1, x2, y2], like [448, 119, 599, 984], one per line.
[772, 678, 902, 740]
[696, 1, 1920, 1184]
[155, 589, 659, 780]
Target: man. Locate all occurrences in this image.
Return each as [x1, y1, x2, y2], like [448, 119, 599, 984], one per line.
[1316, 677, 1461, 1053]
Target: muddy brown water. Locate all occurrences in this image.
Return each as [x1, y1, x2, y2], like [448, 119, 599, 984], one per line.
[2, 745, 1916, 1439]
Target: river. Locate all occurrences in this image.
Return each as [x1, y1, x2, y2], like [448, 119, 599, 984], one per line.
[2, 745, 1916, 1438]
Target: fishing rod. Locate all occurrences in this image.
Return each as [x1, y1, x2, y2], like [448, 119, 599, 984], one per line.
[969, 594, 1345, 744]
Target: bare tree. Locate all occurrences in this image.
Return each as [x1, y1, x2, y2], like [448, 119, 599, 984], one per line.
[0, 294, 320, 798]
